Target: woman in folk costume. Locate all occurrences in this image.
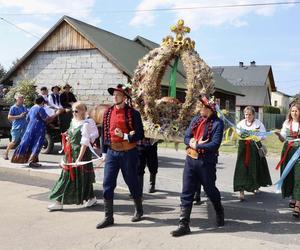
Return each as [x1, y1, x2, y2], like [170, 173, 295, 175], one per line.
[233, 106, 272, 201]
[275, 103, 300, 218]
[11, 96, 61, 167]
[48, 102, 99, 211]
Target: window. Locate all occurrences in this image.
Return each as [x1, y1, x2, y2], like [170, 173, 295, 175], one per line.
[274, 100, 278, 107]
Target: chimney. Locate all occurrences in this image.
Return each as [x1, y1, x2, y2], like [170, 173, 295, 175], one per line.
[239, 61, 244, 67]
[250, 61, 256, 66]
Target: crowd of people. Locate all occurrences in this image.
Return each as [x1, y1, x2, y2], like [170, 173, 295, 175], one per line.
[3, 83, 300, 237]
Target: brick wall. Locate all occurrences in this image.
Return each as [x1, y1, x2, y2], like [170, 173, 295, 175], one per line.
[11, 49, 128, 107]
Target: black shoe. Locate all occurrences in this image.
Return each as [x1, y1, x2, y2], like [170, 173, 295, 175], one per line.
[293, 206, 300, 218]
[216, 212, 225, 227]
[171, 223, 191, 237]
[132, 198, 143, 222]
[289, 201, 296, 208]
[132, 213, 143, 222]
[171, 206, 192, 237]
[96, 199, 114, 229]
[29, 162, 42, 168]
[96, 217, 114, 229]
[213, 202, 225, 227]
[149, 185, 156, 193]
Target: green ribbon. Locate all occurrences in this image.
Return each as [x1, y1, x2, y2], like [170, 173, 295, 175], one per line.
[168, 56, 179, 98]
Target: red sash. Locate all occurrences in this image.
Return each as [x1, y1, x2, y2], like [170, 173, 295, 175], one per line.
[61, 133, 75, 181]
[244, 140, 251, 168]
[275, 142, 294, 170]
[275, 122, 299, 170]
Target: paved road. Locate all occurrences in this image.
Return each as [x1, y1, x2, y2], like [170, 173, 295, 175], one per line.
[0, 139, 299, 250]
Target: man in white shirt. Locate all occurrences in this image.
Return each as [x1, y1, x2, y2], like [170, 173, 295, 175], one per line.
[48, 85, 63, 110]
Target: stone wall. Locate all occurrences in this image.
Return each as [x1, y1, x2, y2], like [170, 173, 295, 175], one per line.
[11, 49, 128, 107]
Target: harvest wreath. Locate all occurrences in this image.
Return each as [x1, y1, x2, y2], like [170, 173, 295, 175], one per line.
[131, 20, 215, 142]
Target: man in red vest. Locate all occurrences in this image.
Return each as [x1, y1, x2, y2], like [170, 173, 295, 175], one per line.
[96, 84, 144, 229]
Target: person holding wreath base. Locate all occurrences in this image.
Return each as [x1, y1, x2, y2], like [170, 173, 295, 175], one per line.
[171, 95, 224, 237]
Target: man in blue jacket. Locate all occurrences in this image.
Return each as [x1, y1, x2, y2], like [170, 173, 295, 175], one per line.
[171, 95, 225, 237]
[96, 84, 144, 229]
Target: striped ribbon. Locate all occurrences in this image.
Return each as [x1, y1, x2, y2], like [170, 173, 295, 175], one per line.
[274, 146, 300, 193]
[216, 105, 275, 138]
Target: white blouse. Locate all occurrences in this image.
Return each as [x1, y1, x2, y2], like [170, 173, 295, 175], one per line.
[280, 120, 299, 140]
[72, 119, 99, 146]
[236, 119, 266, 140]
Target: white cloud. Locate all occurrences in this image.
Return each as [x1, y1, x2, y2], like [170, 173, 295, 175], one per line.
[130, 0, 291, 28]
[0, 0, 101, 37]
[130, 0, 173, 26]
[17, 22, 48, 37]
[0, 0, 96, 18]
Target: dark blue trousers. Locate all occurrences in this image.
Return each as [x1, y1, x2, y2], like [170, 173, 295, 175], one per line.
[137, 144, 158, 176]
[181, 156, 221, 208]
[103, 148, 142, 200]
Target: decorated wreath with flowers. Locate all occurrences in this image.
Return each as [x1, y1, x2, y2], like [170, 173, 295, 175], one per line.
[131, 20, 215, 142]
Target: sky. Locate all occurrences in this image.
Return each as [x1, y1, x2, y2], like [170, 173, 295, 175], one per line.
[0, 0, 299, 95]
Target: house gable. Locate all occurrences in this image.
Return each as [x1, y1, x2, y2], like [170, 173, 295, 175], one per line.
[37, 22, 95, 52]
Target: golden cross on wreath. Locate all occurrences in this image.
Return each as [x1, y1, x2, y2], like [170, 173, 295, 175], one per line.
[170, 19, 191, 42]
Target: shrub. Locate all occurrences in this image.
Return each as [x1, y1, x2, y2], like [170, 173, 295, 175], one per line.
[4, 79, 38, 107]
[263, 105, 280, 114]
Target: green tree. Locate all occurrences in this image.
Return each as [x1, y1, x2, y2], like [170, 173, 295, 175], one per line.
[292, 94, 300, 105]
[0, 63, 6, 80]
[4, 79, 37, 107]
[263, 105, 281, 114]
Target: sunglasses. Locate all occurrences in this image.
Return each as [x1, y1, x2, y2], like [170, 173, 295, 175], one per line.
[72, 110, 78, 113]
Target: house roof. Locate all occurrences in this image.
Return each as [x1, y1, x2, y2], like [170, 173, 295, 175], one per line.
[0, 15, 243, 96]
[212, 65, 276, 91]
[274, 90, 293, 98]
[236, 86, 270, 106]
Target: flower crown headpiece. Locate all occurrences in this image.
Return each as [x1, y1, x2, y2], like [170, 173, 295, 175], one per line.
[200, 95, 217, 112]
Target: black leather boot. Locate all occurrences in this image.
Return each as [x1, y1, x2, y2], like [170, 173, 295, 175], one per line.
[96, 199, 114, 229]
[132, 197, 144, 222]
[149, 173, 156, 193]
[171, 206, 192, 237]
[139, 175, 144, 195]
[213, 201, 225, 227]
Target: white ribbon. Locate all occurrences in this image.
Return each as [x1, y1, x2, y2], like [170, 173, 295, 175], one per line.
[60, 143, 105, 167]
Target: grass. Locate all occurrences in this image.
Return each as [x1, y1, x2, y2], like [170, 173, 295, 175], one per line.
[158, 134, 284, 155]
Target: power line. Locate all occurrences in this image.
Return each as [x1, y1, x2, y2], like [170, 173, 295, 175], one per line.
[0, 1, 299, 16]
[0, 17, 41, 39]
